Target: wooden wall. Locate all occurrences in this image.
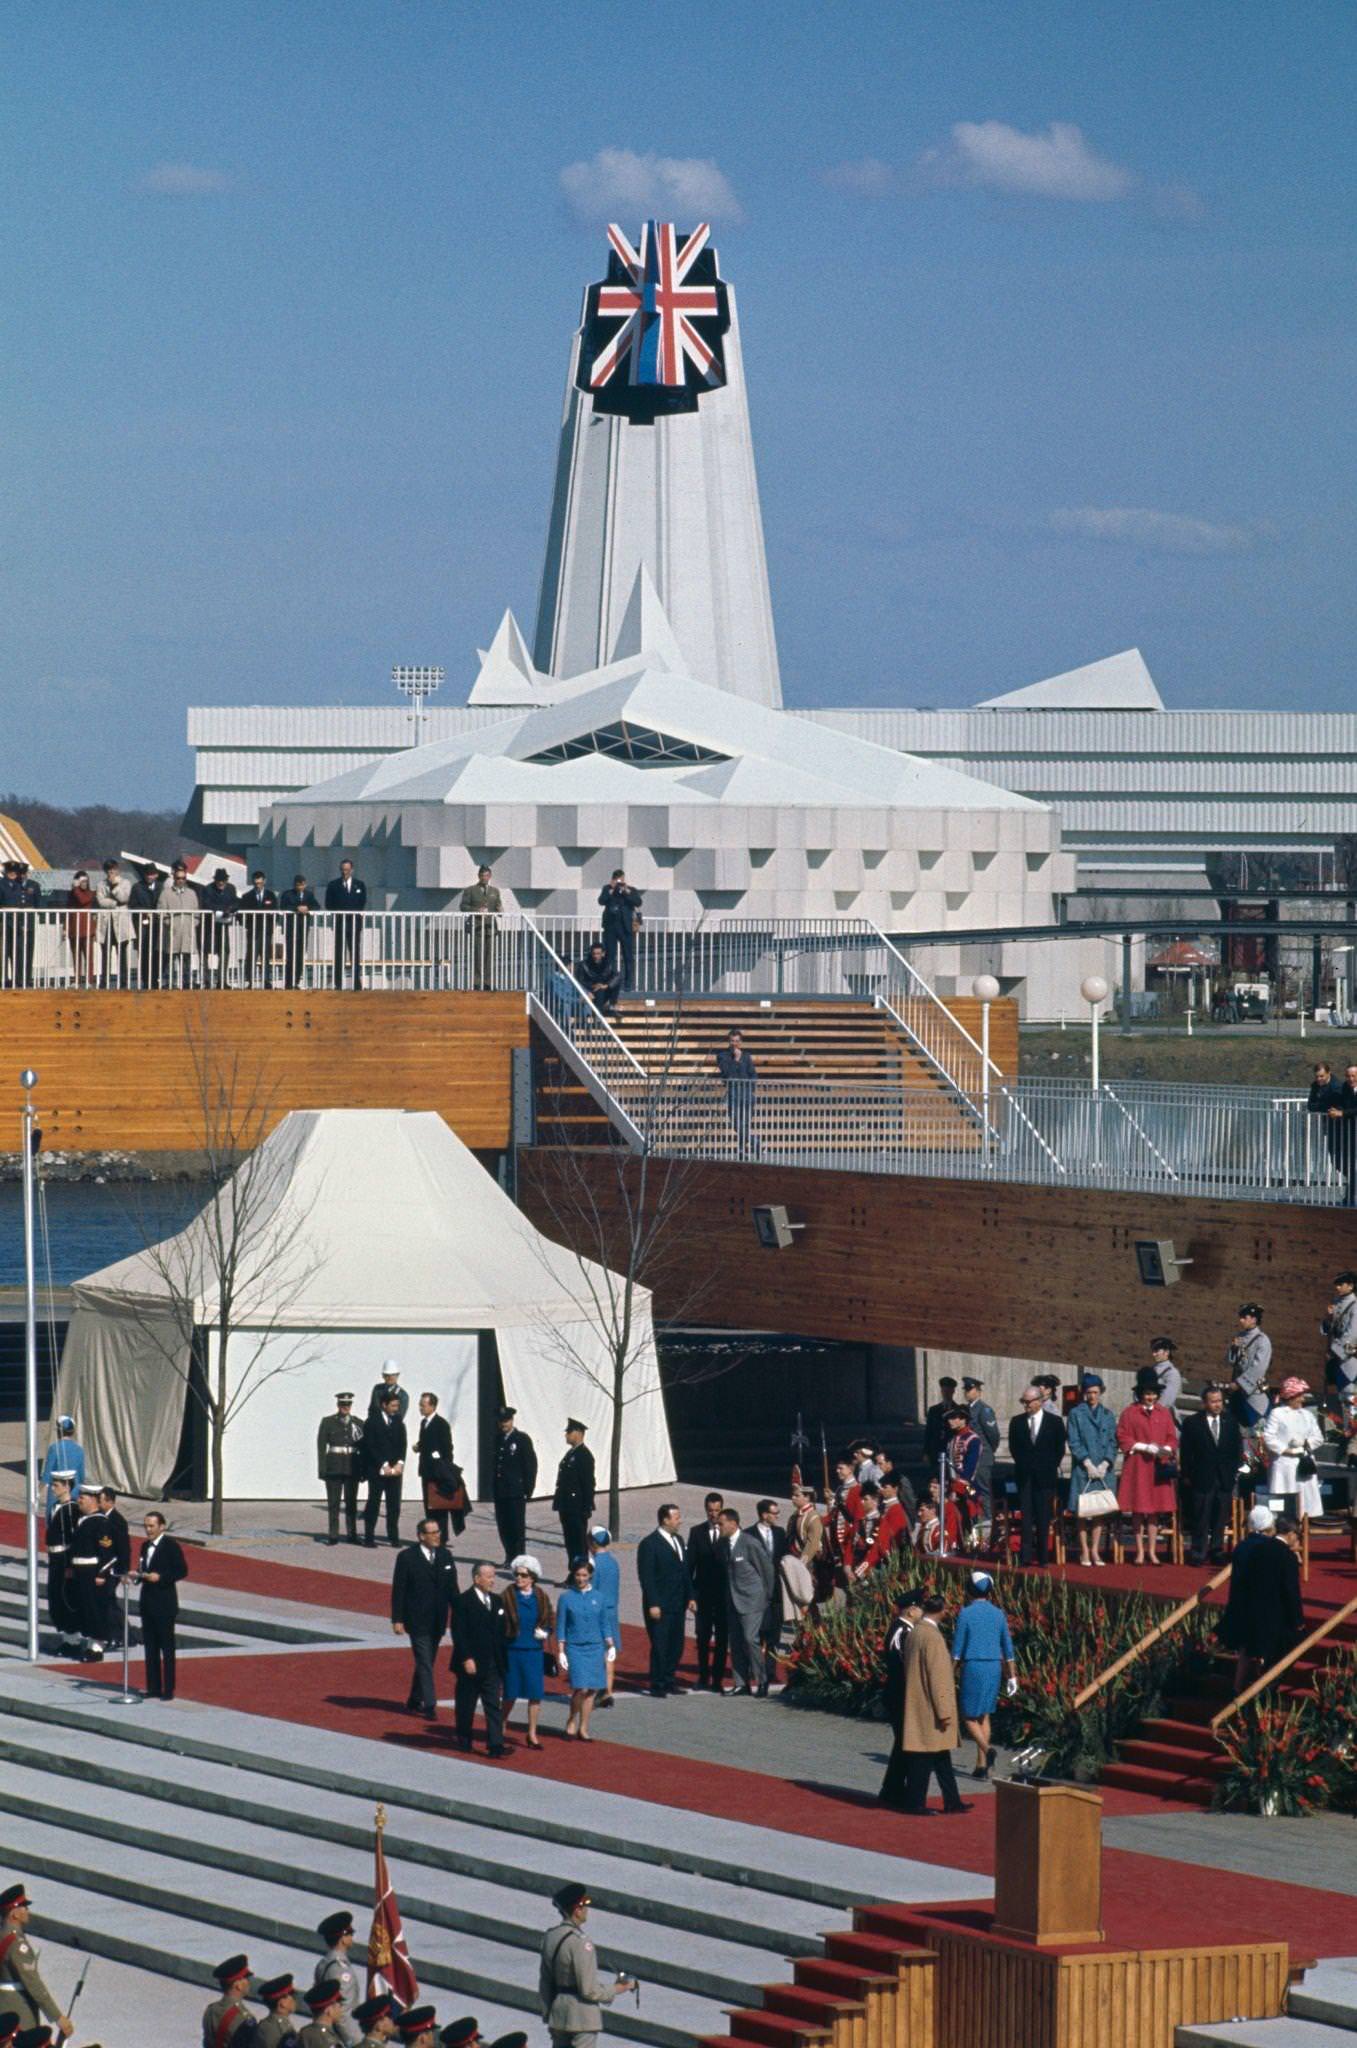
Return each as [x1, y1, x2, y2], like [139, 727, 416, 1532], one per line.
[939, 996, 1019, 1076]
[520, 1150, 1352, 1386]
[0, 992, 528, 1153]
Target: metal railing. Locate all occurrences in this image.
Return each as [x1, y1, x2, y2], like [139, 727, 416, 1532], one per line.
[1211, 1591, 1357, 1729]
[1072, 1562, 1233, 1711]
[591, 1073, 1357, 1206]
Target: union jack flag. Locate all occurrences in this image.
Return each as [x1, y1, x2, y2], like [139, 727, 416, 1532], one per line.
[577, 221, 730, 422]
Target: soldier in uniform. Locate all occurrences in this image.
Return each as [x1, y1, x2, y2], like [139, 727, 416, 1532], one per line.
[68, 1483, 107, 1659]
[200, 1952, 256, 2048]
[539, 1884, 633, 2048]
[366, 1364, 409, 1429]
[492, 1407, 537, 1566]
[352, 1993, 397, 2045]
[298, 1979, 346, 2048]
[458, 863, 503, 989]
[256, 1971, 303, 2047]
[95, 1487, 131, 1652]
[551, 1423, 595, 1569]
[0, 2009, 21, 2045]
[318, 1397, 364, 1547]
[43, 1475, 80, 1652]
[438, 2021, 479, 2048]
[394, 2008, 438, 2047]
[0, 1886, 73, 2039]
[314, 1912, 359, 2045]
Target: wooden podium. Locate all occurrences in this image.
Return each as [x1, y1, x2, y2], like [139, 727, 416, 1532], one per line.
[990, 1780, 1104, 1946]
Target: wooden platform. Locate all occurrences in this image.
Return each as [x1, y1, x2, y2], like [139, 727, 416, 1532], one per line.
[0, 990, 529, 1152]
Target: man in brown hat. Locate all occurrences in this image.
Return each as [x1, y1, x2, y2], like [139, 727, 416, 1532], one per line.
[0, 1887, 72, 2039]
[256, 1972, 303, 2047]
[200, 1953, 256, 2047]
[353, 1993, 398, 2046]
[395, 2008, 438, 2048]
[298, 1978, 346, 2047]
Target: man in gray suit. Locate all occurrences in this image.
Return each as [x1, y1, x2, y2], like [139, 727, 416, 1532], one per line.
[719, 1507, 775, 1696]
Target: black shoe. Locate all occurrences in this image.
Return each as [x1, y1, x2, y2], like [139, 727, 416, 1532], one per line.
[755, 1682, 770, 1698]
[347, 1533, 360, 1545]
[487, 1745, 509, 1758]
[648, 1688, 668, 1698]
[325, 1537, 339, 1547]
[597, 1695, 615, 1709]
[727, 1683, 751, 1696]
[457, 1738, 473, 1752]
[419, 1709, 436, 1722]
[941, 1802, 974, 1815]
[974, 1765, 990, 1781]
[668, 1684, 690, 1695]
[363, 1537, 377, 1549]
[389, 1538, 401, 1549]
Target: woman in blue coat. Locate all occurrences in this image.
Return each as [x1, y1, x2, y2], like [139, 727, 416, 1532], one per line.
[555, 1557, 615, 1740]
[588, 1527, 621, 1710]
[951, 1572, 1016, 1778]
[1066, 1373, 1120, 1568]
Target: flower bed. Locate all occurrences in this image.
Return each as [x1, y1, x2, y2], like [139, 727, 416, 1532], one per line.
[783, 1556, 1215, 1778]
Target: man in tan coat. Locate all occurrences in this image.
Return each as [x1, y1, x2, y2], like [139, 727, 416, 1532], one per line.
[900, 1593, 971, 1815]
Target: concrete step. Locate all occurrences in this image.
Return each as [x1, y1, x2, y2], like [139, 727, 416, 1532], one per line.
[1177, 2021, 1357, 2046]
[16, 1868, 531, 2043]
[0, 1808, 721, 2047]
[0, 1760, 785, 2007]
[1291, 1964, 1357, 2034]
[0, 1558, 362, 1647]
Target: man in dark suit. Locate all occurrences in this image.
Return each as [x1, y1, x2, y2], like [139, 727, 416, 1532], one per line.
[637, 1502, 695, 1697]
[279, 872, 319, 988]
[135, 1510, 188, 1701]
[391, 1517, 459, 1720]
[324, 857, 367, 989]
[552, 1420, 596, 1564]
[750, 1499, 790, 1690]
[450, 1562, 508, 1755]
[923, 1377, 959, 1471]
[492, 1404, 538, 1565]
[414, 1390, 455, 1543]
[237, 869, 277, 988]
[1179, 1383, 1244, 1565]
[1007, 1386, 1067, 1566]
[1220, 1508, 1303, 1692]
[96, 1486, 132, 1648]
[686, 1491, 729, 1691]
[598, 869, 643, 989]
[362, 1393, 407, 1549]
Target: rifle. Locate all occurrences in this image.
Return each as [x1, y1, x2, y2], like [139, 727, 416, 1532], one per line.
[820, 1424, 830, 1504]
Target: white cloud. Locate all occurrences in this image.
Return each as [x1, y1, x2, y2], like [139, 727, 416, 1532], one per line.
[821, 157, 895, 198]
[559, 148, 743, 225]
[1047, 506, 1264, 556]
[136, 162, 232, 197]
[918, 120, 1134, 202]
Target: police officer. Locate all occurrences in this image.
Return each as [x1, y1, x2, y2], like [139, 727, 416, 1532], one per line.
[539, 1884, 633, 2048]
[298, 1979, 347, 2048]
[552, 1422, 595, 1568]
[352, 1993, 397, 2045]
[0, 1888, 71, 2039]
[200, 1952, 256, 2047]
[492, 1407, 537, 1566]
[43, 1475, 80, 1652]
[314, 1912, 359, 2045]
[256, 1971, 303, 2047]
[366, 1364, 409, 1429]
[317, 1397, 364, 1547]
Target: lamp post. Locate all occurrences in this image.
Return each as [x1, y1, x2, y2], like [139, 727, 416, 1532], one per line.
[392, 665, 443, 746]
[20, 1068, 39, 1660]
[1081, 976, 1108, 1173]
[973, 974, 1000, 1158]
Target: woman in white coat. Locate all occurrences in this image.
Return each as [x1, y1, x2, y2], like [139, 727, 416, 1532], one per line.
[1261, 1376, 1325, 1518]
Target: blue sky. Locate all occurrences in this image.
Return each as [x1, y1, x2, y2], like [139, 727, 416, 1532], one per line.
[5, 0, 1355, 805]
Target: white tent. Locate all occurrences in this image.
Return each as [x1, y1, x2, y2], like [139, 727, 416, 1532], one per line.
[56, 1109, 674, 1503]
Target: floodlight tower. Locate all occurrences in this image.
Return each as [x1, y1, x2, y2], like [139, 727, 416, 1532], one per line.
[392, 665, 444, 746]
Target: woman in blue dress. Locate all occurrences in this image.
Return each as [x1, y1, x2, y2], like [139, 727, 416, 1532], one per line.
[588, 1527, 621, 1710]
[1066, 1372, 1120, 1568]
[951, 1571, 1016, 1778]
[502, 1555, 553, 1750]
[555, 1557, 615, 1740]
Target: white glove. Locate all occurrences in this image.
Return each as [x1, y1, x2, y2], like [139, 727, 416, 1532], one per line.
[534, 1628, 549, 1640]
[1082, 1459, 1095, 1477]
[1005, 1675, 1018, 1698]
[558, 1653, 569, 1677]
[605, 1645, 617, 1665]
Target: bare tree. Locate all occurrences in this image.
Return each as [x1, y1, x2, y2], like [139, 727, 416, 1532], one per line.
[521, 985, 745, 1534]
[121, 1000, 327, 1533]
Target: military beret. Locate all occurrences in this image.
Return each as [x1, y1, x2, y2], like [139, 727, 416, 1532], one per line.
[354, 1994, 395, 2027]
[213, 1954, 251, 1986]
[15, 2028, 53, 2048]
[440, 2017, 479, 2048]
[258, 1972, 297, 2003]
[0, 1886, 30, 1914]
[0, 2013, 20, 2045]
[317, 1909, 354, 1943]
[553, 1882, 590, 1915]
[398, 2008, 438, 2040]
[306, 1981, 344, 2015]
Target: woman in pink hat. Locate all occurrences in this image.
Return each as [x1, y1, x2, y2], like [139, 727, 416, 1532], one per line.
[1261, 1377, 1325, 1518]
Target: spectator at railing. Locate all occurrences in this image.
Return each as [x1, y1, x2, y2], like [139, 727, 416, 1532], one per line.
[1309, 1061, 1343, 1174]
[201, 867, 239, 988]
[64, 868, 98, 984]
[1116, 1371, 1179, 1566]
[459, 863, 502, 990]
[715, 1028, 759, 1157]
[129, 861, 165, 987]
[598, 868, 643, 989]
[1, 860, 42, 988]
[279, 872, 319, 989]
[96, 857, 133, 987]
[573, 942, 620, 1016]
[163, 859, 202, 986]
[238, 869, 278, 989]
[325, 858, 367, 989]
[1338, 1063, 1357, 1208]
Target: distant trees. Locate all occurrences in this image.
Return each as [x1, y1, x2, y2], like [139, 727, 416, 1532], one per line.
[0, 793, 206, 870]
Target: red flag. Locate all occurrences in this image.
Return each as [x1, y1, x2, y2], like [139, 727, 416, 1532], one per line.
[368, 1816, 418, 2010]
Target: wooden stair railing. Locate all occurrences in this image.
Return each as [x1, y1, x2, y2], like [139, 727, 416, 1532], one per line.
[1072, 1562, 1232, 1712]
[1210, 1589, 1357, 1731]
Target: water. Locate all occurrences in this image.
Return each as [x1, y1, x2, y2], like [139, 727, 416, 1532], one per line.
[0, 1180, 208, 1287]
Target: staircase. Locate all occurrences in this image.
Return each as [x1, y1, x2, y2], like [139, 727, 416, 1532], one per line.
[1179, 1958, 1357, 2045]
[1100, 1600, 1357, 1807]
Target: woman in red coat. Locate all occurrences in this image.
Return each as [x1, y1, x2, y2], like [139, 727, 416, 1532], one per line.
[65, 869, 98, 984]
[1116, 1373, 1180, 1565]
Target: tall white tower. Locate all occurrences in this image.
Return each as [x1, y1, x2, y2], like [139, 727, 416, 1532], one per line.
[532, 221, 783, 709]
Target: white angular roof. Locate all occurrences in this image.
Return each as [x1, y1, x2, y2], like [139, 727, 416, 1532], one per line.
[978, 648, 1163, 710]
